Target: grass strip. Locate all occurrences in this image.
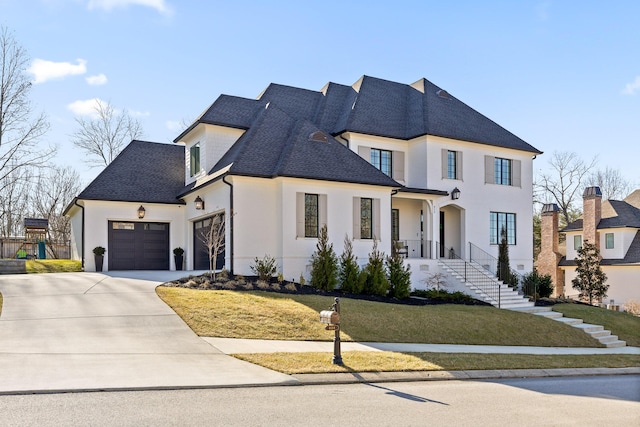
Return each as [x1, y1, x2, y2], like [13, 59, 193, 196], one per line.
[552, 303, 640, 347]
[26, 260, 82, 273]
[233, 351, 640, 375]
[156, 287, 601, 347]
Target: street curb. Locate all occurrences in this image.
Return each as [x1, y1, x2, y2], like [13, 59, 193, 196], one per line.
[291, 366, 640, 385]
[1, 367, 637, 396]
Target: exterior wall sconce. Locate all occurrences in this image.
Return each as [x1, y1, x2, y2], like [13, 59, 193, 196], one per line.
[194, 196, 205, 210]
[137, 205, 146, 219]
[451, 187, 461, 200]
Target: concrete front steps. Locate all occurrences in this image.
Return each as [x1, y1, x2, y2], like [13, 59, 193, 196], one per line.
[438, 259, 535, 310]
[509, 306, 627, 348]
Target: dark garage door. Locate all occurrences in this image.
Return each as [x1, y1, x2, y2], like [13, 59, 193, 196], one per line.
[108, 221, 170, 270]
[193, 214, 225, 271]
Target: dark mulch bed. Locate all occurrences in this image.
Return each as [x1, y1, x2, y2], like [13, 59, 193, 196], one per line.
[162, 273, 492, 307]
[535, 297, 591, 307]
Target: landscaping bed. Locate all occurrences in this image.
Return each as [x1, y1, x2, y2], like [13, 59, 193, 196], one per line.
[164, 273, 491, 307]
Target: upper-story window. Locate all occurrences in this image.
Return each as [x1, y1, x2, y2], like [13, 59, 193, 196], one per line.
[574, 235, 583, 250]
[605, 233, 614, 249]
[190, 144, 201, 177]
[484, 155, 521, 187]
[370, 148, 392, 177]
[447, 151, 457, 179]
[494, 157, 511, 185]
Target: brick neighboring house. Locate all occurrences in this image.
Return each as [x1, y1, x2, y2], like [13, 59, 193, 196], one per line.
[537, 186, 640, 309]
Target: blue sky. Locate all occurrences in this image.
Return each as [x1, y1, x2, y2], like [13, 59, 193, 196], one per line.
[2, 0, 639, 187]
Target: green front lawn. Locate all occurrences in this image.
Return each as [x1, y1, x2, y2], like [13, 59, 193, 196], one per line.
[552, 303, 640, 347]
[156, 287, 601, 347]
[26, 260, 82, 273]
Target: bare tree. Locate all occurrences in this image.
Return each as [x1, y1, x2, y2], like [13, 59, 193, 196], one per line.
[0, 26, 53, 193]
[586, 167, 632, 201]
[0, 167, 31, 237]
[31, 166, 82, 256]
[70, 99, 143, 168]
[196, 213, 225, 279]
[536, 151, 597, 226]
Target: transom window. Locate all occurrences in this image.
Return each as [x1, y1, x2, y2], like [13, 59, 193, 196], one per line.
[304, 193, 319, 238]
[360, 198, 373, 239]
[494, 157, 511, 185]
[605, 233, 614, 249]
[190, 144, 201, 177]
[370, 148, 392, 177]
[490, 212, 516, 245]
[447, 150, 457, 179]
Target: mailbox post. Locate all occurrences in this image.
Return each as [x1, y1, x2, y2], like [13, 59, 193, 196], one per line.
[320, 297, 342, 365]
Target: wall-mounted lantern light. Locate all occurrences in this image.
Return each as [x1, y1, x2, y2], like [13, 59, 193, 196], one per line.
[137, 205, 146, 219]
[451, 187, 461, 200]
[194, 196, 204, 210]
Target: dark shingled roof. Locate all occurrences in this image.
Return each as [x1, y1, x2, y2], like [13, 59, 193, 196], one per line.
[78, 140, 185, 204]
[180, 75, 541, 154]
[206, 105, 398, 187]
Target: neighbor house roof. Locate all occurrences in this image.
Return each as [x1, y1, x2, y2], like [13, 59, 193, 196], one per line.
[76, 140, 186, 204]
[177, 75, 542, 154]
[560, 189, 640, 266]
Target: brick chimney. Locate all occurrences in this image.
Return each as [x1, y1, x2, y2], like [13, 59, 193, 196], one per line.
[536, 203, 564, 296]
[582, 186, 602, 249]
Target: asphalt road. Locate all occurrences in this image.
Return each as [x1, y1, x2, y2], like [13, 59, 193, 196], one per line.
[1, 375, 638, 426]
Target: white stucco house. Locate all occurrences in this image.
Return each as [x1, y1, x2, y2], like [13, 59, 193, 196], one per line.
[65, 75, 542, 288]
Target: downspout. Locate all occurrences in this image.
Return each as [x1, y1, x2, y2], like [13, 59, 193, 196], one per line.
[222, 175, 234, 275]
[391, 189, 398, 249]
[74, 199, 85, 269]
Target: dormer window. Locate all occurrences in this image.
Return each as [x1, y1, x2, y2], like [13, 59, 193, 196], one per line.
[190, 143, 201, 177]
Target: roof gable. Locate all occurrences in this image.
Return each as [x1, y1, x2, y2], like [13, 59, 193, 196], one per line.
[78, 140, 185, 204]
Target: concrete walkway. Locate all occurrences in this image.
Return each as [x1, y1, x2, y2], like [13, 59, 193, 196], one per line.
[0, 271, 638, 394]
[0, 272, 296, 394]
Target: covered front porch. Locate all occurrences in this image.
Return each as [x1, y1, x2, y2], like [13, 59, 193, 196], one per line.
[391, 188, 465, 260]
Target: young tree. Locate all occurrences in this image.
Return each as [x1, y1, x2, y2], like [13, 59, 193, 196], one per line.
[338, 234, 361, 294]
[361, 239, 389, 296]
[0, 26, 53, 194]
[70, 99, 143, 168]
[497, 225, 511, 284]
[196, 213, 225, 280]
[310, 224, 338, 291]
[571, 241, 608, 305]
[386, 245, 411, 299]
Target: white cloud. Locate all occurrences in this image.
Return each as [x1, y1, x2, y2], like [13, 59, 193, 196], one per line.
[87, 0, 173, 15]
[85, 73, 108, 86]
[67, 98, 106, 118]
[27, 58, 87, 84]
[622, 76, 640, 95]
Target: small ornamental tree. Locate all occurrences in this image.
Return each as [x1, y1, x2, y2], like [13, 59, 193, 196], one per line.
[361, 239, 389, 296]
[339, 234, 362, 294]
[386, 244, 411, 299]
[196, 213, 225, 280]
[571, 241, 608, 304]
[497, 225, 511, 284]
[310, 224, 338, 291]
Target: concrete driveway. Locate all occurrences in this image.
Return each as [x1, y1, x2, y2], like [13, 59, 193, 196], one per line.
[0, 271, 296, 393]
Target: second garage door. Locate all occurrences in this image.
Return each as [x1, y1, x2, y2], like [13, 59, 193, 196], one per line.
[108, 221, 170, 270]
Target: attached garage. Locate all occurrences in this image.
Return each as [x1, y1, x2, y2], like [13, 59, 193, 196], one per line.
[108, 221, 170, 270]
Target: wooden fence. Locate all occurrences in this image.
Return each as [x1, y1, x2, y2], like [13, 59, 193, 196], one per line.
[0, 238, 71, 260]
